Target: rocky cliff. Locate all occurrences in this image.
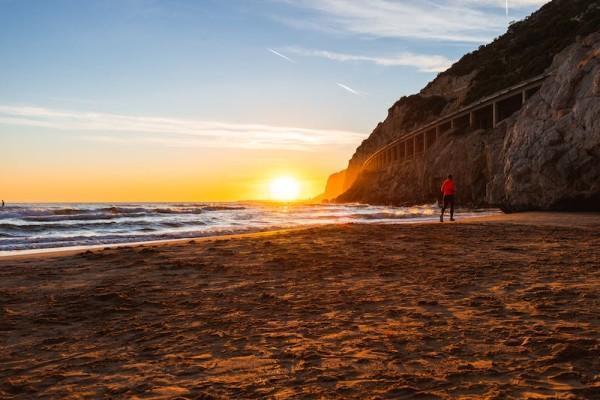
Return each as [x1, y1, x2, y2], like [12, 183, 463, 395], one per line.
[501, 34, 600, 210]
[326, 0, 600, 211]
[314, 169, 346, 202]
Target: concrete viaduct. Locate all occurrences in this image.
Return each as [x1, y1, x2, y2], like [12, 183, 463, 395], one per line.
[362, 74, 548, 171]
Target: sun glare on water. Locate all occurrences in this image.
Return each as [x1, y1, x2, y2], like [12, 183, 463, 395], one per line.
[269, 176, 300, 202]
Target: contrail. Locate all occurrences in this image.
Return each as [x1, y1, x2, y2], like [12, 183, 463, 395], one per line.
[506, 0, 509, 16]
[336, 82, 361, 96]
[267, 48, 295, 63]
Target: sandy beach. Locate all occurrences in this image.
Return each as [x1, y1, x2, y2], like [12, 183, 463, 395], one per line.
[1, 213, 599, 399]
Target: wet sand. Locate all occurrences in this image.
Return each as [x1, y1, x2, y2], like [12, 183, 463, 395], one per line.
[1, 213, 599, 399]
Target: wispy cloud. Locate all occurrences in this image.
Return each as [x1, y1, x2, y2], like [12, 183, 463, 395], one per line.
[285, 47, 453, 72]
[336, 83, 361, 96]
[462, 0, 549, 15]
[0, 105, 365, 151]
[467, 0, 549, 6]
[267, 48, 296, 63]
[275, 0, 549, 43]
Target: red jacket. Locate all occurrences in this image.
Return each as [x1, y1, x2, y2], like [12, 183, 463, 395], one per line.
[441, 179, 455, 196]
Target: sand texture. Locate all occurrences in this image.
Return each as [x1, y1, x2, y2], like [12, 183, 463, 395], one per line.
[1, 213, 599, 399]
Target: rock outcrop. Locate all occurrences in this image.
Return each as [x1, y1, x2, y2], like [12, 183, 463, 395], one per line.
[501, 34, 600, 210]
[325, 0, 600, 211]
[314, 169, 346, 202]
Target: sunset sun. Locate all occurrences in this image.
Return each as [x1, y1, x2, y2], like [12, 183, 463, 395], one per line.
[269, 176, 300, 201]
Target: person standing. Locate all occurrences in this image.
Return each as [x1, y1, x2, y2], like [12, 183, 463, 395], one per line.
[440, 175, 456, 222]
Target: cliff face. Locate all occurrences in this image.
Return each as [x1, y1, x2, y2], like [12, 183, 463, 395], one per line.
[315, 169, 346, 202]
[338, 122, 507, 206]
[502, 34, 600, 210]
[337, 33, 600, 210]
[328, 0, 600, 210]
[341, 72, 474, 193]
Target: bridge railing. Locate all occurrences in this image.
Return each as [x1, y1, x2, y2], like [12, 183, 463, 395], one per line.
[362, 74, 549, 171]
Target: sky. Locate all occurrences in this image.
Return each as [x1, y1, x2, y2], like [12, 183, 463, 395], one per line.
[0, 0, 548, 202]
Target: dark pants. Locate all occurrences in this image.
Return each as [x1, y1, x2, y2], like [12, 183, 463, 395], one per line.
[441, 195, 455, 218]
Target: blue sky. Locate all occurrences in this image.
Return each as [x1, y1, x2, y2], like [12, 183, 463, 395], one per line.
[0, 0, 548, 201]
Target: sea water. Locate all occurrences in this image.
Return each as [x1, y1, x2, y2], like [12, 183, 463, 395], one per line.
[0, 202, 500, 253]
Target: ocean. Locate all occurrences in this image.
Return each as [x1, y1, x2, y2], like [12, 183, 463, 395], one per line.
[0, 202, 499, 254]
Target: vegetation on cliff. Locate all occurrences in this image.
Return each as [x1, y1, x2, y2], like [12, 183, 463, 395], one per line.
[408, 0, 600, 120]
[443, 0, 600, 104]
[388, 95, 447, 130]
[379, 0, 600, 137]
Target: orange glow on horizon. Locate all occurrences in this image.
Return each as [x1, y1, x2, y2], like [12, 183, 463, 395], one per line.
[2, 133, 352, 203]
[1, 158, 330, 203]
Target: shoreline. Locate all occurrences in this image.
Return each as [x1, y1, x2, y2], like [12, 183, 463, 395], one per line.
[0, 226, 315, 261]
[1, 211, 598, 261]
[0, 211, 482, 260]
[0, 203, 500, 260]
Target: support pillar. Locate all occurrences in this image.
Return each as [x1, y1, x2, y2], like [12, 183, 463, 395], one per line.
[413, 138, 417, 158]
[492, 102, 498, 127]
[469, 112, 475, 128]
[451, 119, 455, 129]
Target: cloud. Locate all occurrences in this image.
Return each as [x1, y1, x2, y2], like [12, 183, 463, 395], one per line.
[267, 48, 296, 63]
[275, 0, 549, 43]
[285, 47, 453, 72]
[465, 0, 549, 6]
[0, 105, 365, 151]
[336, 83, 361, 96]
[464, 0, 549, 15]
